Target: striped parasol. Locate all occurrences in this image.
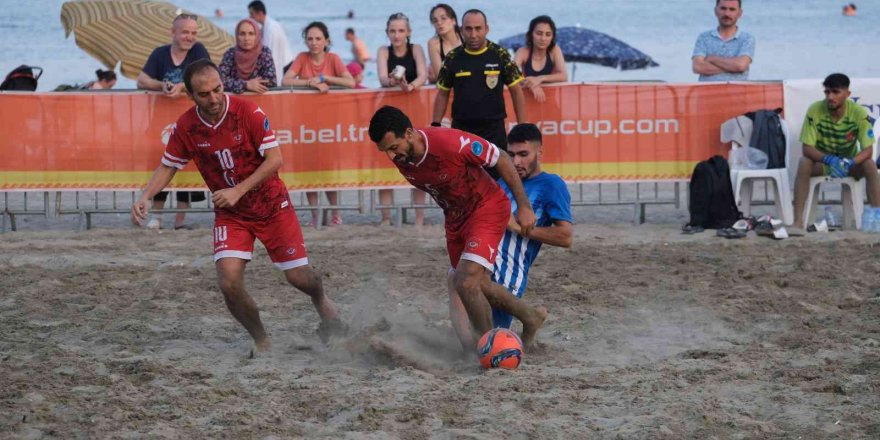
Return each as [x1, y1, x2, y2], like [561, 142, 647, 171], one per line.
[60, 0, 234, 80]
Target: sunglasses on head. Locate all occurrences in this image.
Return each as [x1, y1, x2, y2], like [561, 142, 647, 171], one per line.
[175, 13, 199, 22]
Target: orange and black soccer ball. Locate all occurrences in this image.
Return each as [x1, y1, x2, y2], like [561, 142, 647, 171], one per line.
[477, 328, 523, 369]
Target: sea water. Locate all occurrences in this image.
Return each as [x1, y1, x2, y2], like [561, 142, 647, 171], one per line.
[1, 0, 878, 91]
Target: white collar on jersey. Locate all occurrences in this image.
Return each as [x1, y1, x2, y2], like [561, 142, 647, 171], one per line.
[413, 129, 430, 167]
[196, 94, 230, 130]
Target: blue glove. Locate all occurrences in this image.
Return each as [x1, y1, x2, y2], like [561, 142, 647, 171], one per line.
[822, 154, 839, 166]
[823, 155, 850, 178]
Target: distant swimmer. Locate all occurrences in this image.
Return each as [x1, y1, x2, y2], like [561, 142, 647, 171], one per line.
[214, 8, 223, 18]
[843, 3, 857, 16]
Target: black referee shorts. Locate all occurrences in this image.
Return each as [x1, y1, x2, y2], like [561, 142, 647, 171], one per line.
[452, 118, 509, 179]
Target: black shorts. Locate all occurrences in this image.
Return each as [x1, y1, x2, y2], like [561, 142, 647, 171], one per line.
[153, 191, 207, 203]
[452, 118, 508, 179]
[451, 118, 508, 152]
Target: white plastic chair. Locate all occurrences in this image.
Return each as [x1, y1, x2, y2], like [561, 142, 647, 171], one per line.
[721, 115, 794, 225]
[799, 120, 880, 230]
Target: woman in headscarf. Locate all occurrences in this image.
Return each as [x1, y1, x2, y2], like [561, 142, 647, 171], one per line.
[219, 18, 277, 94]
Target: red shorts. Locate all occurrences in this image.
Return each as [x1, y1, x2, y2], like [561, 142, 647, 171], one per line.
[213, 205, 308, 271]
[447, 199, 510, 270]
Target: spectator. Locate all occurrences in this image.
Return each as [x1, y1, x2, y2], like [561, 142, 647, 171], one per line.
[345, 28, 371, 66]
[87, 69, 117, 90]
[346, 61, 365, 89]
[376, 12, 429, 226]
[219, 18, 276, 94]
[432, 9, 527, 178]
[248, 0, 293, 78]
[513, 15, 568, 103]
[282, 22, 355, 227]
[136, 13, 209, 229]
[426, 4, 461, 83]
[792, 73, 879, 230]
[692, 0, 755, 82]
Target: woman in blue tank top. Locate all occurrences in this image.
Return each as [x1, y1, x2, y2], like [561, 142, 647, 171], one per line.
[513, 15, 568, 102]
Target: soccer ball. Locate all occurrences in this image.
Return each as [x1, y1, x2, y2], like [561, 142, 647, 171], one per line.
[477, 328, 523, 369]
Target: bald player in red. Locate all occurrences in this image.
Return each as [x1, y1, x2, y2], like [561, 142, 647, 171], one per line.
[131, 59, 344, 356]
[368, 105, 547, 352]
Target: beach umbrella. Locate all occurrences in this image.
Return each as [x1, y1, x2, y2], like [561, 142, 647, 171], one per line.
[498, 26, 659, 79]
[60, 0, 234, 80]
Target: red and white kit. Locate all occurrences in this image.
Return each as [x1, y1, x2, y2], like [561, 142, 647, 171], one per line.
[393, 127, 511, 269]
[162, 95, 308, 270]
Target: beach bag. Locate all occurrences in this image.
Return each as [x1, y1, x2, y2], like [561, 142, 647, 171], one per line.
[745, 108, 785, 169]
[687, 155, 741, 229]
[0, 65, 42, 91]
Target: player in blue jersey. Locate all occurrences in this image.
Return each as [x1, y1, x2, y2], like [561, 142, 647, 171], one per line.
[447, 123, 571, 345]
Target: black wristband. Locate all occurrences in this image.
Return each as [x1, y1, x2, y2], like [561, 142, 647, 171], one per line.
[430, 122, 442, 127]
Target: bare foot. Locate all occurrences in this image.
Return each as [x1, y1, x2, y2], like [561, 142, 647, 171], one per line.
[249, 338, 272, 358]
[316, 318, 349, 344]
[521, 305, 548, 350]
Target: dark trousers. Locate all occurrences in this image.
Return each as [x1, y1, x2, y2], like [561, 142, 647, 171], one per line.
[452, 118, 508, 180]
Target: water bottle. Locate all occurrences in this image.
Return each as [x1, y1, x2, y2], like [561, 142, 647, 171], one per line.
[872, 207, 880, 233]
[861, 207, 874, 232]
[824, 206, 840, 229]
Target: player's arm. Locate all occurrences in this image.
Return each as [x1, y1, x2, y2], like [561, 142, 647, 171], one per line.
[704, 55, 751, 73]
[494, 153, 536, 236]
[131, 164, 178, 224]
[508, 217, 572, 248]
[212, 147, 283, 209]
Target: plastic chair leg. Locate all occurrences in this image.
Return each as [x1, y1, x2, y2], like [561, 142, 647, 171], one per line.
[775, 175, 794, 225]
[740, 179, 754, 217]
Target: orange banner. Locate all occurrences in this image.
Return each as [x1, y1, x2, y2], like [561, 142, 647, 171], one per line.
[0, 83, 782, 191]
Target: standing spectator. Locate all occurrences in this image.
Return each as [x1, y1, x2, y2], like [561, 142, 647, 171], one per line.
[426, 4, 461, 83]
[692, 0, 755, 81]
[248, 0, 293, 78]
[513, 15, 568, 103]
[432, 9, 527, 175]
[86, 69, 117, 90]
[219, 18, 276, 94]
[345, 28, 371, 66]
[792, 73, 879, 230]
[376, 12, 429, 226]
[282, 22, 355, 227]
[137, 13, 210, 229]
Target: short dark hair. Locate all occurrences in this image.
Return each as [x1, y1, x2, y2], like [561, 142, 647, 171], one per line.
[716, 0, 742, 6]
[823, 73, 850, 90]
[247, 1, 266, 14]
[95, 69, 116, 82]
[183, 59, 220, 93]
[369, 106, 412, 143]
[526, 15, 557, 53]
[345, 27, 355, 35]
[462, 9, 487, 25]
[508, 123, 542, 145]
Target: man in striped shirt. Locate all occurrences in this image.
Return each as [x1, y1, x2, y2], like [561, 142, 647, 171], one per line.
[491, 123, 573, 329]
[792, 73, 879, 229]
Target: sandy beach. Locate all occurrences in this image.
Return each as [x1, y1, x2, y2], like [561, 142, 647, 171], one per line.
[1, 222, 878, 438]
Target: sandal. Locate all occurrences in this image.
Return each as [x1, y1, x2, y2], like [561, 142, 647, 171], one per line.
[716, 227, 747, 239]
[330, 215, 343, 226]
[681, 224, 705, 234]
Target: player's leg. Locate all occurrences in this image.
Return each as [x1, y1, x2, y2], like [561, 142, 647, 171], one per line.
[453, 259, 494, 340]
[792, 157, 825, 226]
[216, 256, 270, 352]
[447, 269, 478, 352]
[213, 218, 268, 352]
[259, 206, 346, 341]
[851, 158, 880, 206]
[479, 276, 548, 350]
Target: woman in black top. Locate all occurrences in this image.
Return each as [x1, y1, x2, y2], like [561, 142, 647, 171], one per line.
[376, 12, 428, 226]
[426, 4, 462, 83]
[377, 12, 427, 92]
[513, 15, 568, 102]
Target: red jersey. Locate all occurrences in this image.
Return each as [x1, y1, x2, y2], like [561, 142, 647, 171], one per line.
[162, 95, 289, 220]
[395, 127, 509, 229]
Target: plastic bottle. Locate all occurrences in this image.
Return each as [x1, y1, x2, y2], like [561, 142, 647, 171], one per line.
[861, 207, 873, 232]
[824, 206, 840, 229]
[871, 207, 880, 233]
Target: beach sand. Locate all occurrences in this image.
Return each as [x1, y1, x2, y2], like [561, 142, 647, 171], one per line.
[1, 223, 878, 438]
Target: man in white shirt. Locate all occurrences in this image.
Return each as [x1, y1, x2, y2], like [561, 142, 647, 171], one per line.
[248, 1, 294, 77]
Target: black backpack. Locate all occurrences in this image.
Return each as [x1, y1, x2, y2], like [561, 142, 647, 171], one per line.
[687, 155, 741, 229]
[0, 65, 42, 91]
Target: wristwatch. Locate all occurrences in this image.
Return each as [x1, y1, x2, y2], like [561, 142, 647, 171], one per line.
[430, 122, 442, 127]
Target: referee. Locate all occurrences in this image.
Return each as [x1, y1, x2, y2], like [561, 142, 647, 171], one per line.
[432, 9, 527, 167]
